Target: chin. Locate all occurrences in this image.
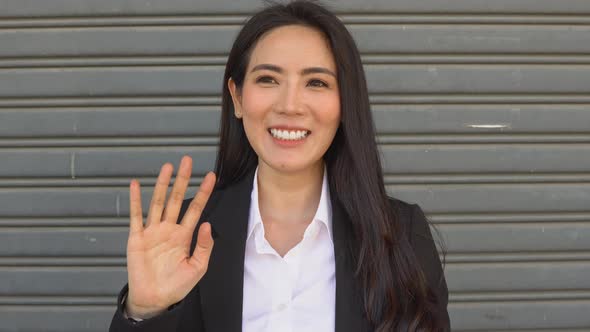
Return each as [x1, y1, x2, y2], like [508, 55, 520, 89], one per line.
[260, 156, 318, 174]
[271, 161, 310, 173]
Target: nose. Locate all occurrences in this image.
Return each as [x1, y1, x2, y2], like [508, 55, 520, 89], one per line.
[275, 80, 303, 116]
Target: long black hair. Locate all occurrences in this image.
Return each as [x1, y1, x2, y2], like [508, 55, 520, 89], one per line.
[214, 1, 444, 330]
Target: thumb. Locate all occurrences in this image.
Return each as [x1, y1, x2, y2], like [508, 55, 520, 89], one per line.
[190, 222, 214, 270]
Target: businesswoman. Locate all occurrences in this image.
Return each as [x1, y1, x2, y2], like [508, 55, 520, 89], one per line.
[109, 1, 449, 331]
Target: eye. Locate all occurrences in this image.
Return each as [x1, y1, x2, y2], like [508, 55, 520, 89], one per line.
[307, 79, 328, 88]
[256, 76, 277, 84]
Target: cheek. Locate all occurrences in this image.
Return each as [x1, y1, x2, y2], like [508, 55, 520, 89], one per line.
[239, 89, 273, 146]
[241, 85, 273, 119]
[318, 97, 341, 129]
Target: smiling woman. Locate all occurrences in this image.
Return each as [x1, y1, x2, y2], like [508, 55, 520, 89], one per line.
[109, 1, 449, 332]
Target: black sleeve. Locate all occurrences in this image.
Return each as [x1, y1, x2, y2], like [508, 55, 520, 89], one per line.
[108, 284, 186, 332]
[109, 278, 205, 332]
[409, 203, 451, 331]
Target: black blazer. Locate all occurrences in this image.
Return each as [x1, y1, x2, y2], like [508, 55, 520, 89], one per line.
[110, 169, 450, 331]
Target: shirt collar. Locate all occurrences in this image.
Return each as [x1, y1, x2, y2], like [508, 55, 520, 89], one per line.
[247, 165, 333, 243]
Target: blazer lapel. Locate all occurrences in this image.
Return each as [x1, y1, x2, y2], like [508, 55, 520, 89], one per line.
[197, 171, 255, 332]
[332, 197, 371, 332]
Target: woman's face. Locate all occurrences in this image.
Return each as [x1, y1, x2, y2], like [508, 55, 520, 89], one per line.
[229, 24, 341, 174]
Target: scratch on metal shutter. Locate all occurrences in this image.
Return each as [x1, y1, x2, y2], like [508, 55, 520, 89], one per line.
[116, 193, 120, 217]
[70, 151, 76, 179]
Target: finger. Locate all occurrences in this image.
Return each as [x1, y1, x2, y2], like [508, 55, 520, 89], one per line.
[129, 179, 143, 235]
[146, 163, 173, 227]
[162, 156, 192, 224]
[181, 172, 216, 230]
[190, 222, 214, 270]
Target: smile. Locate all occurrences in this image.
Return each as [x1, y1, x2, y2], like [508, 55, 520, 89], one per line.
[268, 128, 310, 141]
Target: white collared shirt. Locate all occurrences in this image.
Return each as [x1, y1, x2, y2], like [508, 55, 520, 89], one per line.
[242, 166, 336, 332]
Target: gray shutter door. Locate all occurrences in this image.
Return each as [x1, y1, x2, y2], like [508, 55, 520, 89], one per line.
[1, 1, 589, 331]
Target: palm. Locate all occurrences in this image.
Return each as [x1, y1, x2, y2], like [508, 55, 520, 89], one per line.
[124, 156, 216, 318]
[127, 221, 195, 307]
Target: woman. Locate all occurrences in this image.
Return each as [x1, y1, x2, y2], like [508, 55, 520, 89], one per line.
[109, 1, 449, 331]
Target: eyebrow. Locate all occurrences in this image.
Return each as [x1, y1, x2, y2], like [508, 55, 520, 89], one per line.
[250, 63, 336, 78]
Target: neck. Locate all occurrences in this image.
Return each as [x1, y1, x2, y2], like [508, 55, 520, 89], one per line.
[257, 160, 324, 226]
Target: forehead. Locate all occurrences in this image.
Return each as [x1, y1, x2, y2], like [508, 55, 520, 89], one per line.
[247, 24, 336, 72]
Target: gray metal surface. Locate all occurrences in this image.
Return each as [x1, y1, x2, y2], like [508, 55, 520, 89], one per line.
[0, 0, 589, 331]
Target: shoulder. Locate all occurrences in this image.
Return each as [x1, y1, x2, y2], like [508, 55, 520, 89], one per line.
[387, 196, 432, 244]
[387, 196, 443, 279]
[388, 196, 450, 326]
[387, 196, 415, 223]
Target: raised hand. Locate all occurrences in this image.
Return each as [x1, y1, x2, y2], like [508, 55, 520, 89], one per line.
[124, 156, 216, 319]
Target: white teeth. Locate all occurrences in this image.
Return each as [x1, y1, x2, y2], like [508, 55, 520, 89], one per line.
[270, 128, 309, 140]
